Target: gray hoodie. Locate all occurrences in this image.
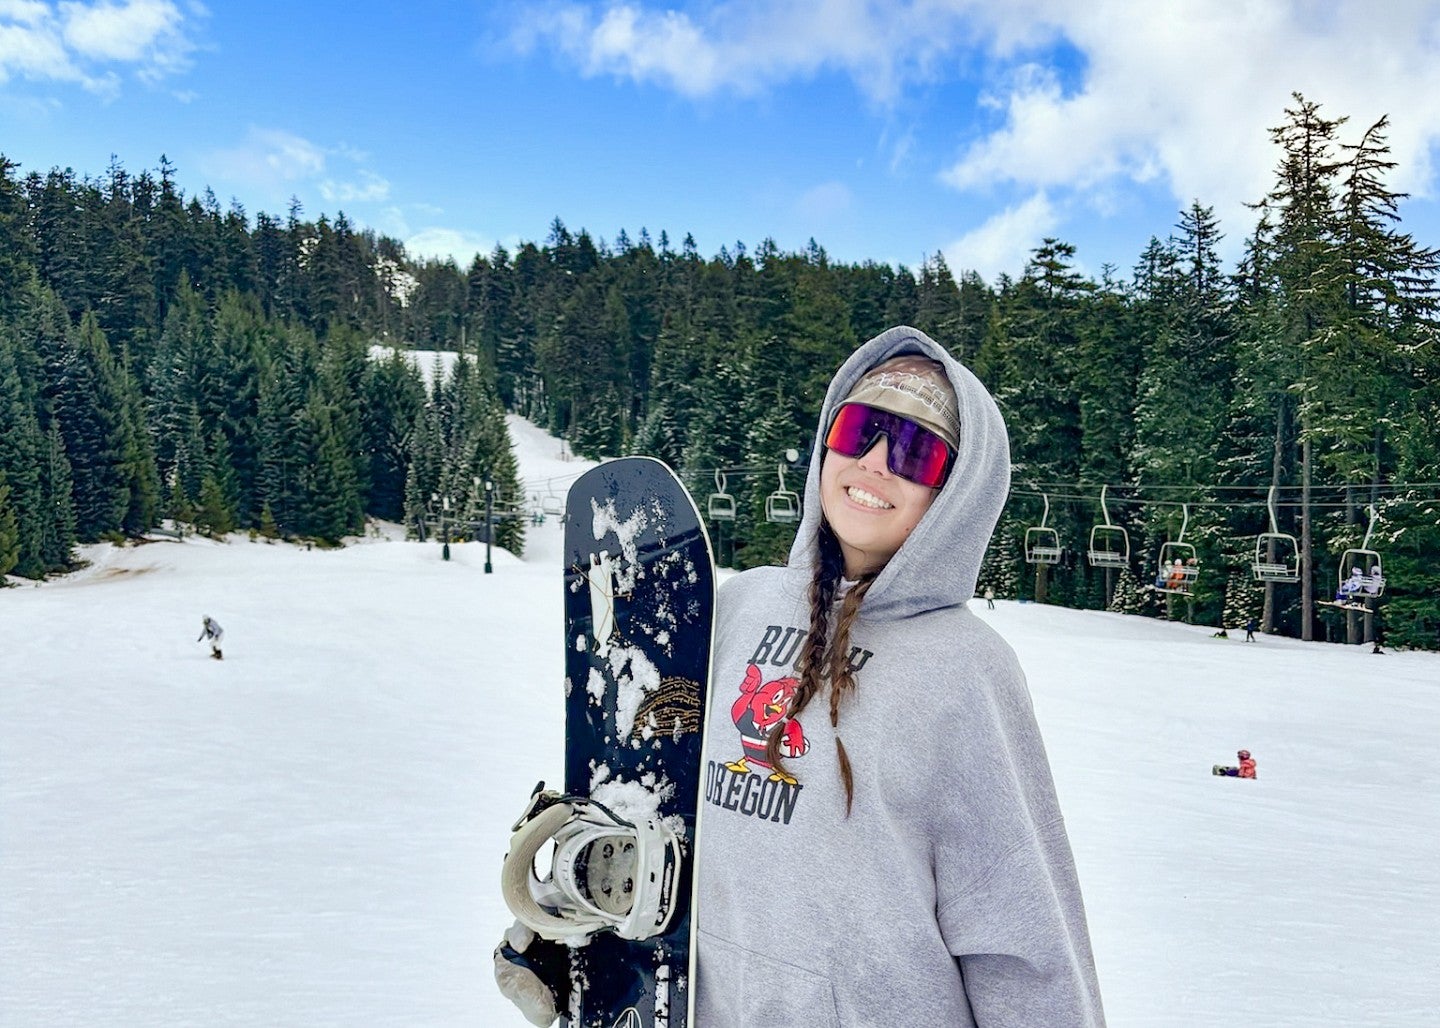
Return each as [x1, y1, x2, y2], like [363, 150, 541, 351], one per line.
[695, 327, 1104, 1026]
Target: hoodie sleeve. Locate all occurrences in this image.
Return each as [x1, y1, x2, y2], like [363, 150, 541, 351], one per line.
[927, 639, 1105, 1027]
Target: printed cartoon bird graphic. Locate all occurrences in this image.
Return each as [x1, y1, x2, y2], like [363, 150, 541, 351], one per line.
[725, 663, 808, 785]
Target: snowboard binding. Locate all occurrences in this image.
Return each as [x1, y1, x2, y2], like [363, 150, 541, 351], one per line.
[501, 782, 683, 944]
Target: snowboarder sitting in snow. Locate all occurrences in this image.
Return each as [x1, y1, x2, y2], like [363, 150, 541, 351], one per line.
[198, 616, 224, 660]
[1214, 749, 1256, 778]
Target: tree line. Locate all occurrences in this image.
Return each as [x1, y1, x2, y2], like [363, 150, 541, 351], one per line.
[1, 93, 1437, 648]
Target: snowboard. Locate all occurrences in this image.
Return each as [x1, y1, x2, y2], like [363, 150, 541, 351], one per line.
[560, 456, 715, 1028]
[1317, 599, 1377, 614]
[1212, 765, 1256, 778]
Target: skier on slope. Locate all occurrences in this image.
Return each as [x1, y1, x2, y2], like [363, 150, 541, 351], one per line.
[497, 327, 1105, 1026]
[197, 615, 224, 660]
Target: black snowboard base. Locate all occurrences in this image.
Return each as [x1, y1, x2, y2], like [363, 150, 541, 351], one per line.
[561, 457, 714, 1028]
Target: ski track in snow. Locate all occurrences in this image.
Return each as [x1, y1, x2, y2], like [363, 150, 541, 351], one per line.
[2, 414, 1439, 1026]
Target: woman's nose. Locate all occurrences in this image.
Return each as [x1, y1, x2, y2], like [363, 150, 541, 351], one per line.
[856, 436, 891, 475]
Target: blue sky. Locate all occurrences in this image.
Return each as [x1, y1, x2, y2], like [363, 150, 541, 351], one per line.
[5, 1, 1440, 284]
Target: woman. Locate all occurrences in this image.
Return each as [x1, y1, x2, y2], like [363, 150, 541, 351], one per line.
[695, 326, 1102, 1025]
[498, 326, 1104, 1026]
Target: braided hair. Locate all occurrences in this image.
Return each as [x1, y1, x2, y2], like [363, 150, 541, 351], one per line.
[763, 521, 876, 815]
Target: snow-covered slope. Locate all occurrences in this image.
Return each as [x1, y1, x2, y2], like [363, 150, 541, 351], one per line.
[1, 417, 1436, 1026]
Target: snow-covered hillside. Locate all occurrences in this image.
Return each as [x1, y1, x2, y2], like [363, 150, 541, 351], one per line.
[2, 417, 1437, 1027]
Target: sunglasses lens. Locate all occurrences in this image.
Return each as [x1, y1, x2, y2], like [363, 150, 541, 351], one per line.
[824, 403, 877, 458]
[825, 404, 952, 488]
[885, 417, 951, 487]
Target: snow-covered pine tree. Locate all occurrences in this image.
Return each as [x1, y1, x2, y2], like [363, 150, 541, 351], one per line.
[978, 515, 1022, 599]
[1108, 567, 1144, 614]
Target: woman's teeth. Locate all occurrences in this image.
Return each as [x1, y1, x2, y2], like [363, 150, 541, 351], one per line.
[847, 486, 893, 509]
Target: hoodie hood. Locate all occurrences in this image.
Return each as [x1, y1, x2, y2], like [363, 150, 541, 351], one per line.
[787, 326, 1010, 619]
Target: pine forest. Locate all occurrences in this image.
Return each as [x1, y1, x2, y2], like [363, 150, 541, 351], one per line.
[2, 94, 1438, 648]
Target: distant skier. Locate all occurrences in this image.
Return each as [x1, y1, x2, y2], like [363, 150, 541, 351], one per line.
[1213, 749, 1256, 779]
[1244, 617, 1258, 642]
[198, 615, 224, 660]
[983, 586, 995, 609]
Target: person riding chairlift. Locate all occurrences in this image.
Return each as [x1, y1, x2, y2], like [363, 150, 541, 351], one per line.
[1336, 566, 1366, 603]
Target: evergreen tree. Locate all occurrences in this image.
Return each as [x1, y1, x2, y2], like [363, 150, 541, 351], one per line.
[0, 470, 19, 579]
[208, 291, 266, 523]
[0, 335, 52, 576]
[293, 394, 362, 542]
[116, 349, 160, 534]
[1254, 93, 1348, 638]
[255, 330, 315, 535]
[37, 423, 77, 570]
[361, 350, 426, 523]
[48, 312, 129, 540]
[0, 155, 32, 314]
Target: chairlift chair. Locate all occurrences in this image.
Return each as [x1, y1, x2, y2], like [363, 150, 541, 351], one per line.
[1154, 504, 1200, 597]
[707, 470, 736, 522]
[1325, 506, 1385, 609]
[1087, 485, 1130, 568]
[541, 486, 564, 518]
[765, 463, 800, 524]
[1325, 550, 1385, 612]
[1252, 485, 1301, 583]
[1024, 493, 1062, 564]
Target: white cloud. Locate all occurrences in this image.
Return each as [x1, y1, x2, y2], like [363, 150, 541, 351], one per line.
[60, 0, 181, 61]
[796, 180, 853, 223]
[506, 1, 980, 102]
[404, 227, 495, 267]
[938, 1, 1440, 249]
[508, 1, 1440, 257]
[320, 169, 390, 204]
[0, 0, 51, 25]
[0, 0, 194, 88]
[0, 10, 83, 84]
[206, 127, 327, 185]
[202, 129, 406, 222]
[942, 191, 1058, 284]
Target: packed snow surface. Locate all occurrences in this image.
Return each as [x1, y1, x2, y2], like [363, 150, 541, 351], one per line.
[3, 415, 1438, 1026]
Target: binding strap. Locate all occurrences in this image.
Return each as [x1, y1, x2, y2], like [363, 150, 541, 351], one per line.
[500, 783, 684, 944]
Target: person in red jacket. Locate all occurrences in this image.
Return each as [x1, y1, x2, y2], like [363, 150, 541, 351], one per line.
[1214, 749, 1257, 778]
